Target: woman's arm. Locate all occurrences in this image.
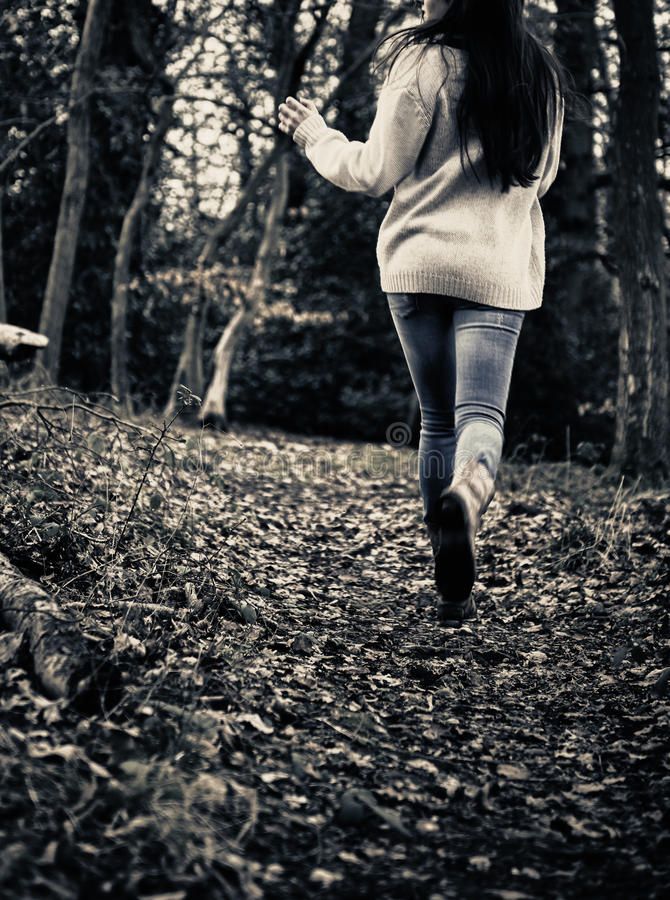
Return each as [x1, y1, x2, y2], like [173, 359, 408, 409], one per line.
[278, 47, 436, 198]
[289, 89, 432, 198]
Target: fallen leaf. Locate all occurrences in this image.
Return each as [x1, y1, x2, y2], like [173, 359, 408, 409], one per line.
[235, 713, 274, 734]
[28, 742, 81, 761]
[652, 667, 670, 698]
[612, 645, 630, 670]
[260, 771, 289, 784]
[238, 602, 257, 625]
[336, 788, 410, 836]
[469, 855, 492, 872]
[407, 758, 439, 776]
[113, 632, 146, 658]
[291, 633, 315, 655]
[573, 782, 605, 795]
[497, 763, 530, 781]
[309, 868, 343, 888]
[337, 788, 374, 826]
[0, 631, 23, 666]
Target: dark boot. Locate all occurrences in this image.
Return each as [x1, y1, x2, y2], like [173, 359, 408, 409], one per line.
[432, 457, 496, 624]
[426, 518, 477, 625]
[426, 520, 441, 557]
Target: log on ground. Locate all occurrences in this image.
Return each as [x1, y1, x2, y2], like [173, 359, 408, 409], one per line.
[0, 551, 118, 702]
[0, 324, 49, 360]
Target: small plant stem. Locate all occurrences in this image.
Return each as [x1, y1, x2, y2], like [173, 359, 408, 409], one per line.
[112, 406, 184, 556]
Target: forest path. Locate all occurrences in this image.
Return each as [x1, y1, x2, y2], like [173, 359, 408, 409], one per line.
[1, 420, 669, 899]
[193, 426, 669, 899]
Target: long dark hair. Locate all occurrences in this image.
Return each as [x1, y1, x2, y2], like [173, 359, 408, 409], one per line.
[373, 0, 571, 193]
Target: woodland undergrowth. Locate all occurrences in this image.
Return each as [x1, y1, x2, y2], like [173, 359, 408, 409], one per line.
[0, 387, 668, 899]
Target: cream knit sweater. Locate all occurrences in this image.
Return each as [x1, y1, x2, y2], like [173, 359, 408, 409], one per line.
[292, 42, 564, 311]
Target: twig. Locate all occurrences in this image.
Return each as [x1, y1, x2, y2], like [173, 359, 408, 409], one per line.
[113, 406, 185, 554]
[67, 599, 179, 616]
[0, 113, 59, 178]
[132, 697, 222, 731]
[0, 399, 150, 436]
[236, 789, 258, 845]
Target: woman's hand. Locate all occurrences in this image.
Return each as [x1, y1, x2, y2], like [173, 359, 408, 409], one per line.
[278, 94, 320, 137]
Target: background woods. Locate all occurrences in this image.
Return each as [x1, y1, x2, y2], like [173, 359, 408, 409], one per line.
[1, 0, 669, 475]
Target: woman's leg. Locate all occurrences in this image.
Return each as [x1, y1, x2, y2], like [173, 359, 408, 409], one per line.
[386, 294, 526, 619]
[386, 293, 457, 524]
[452, 306, 525, 480]
[434, 305, 525, 618]
[386, 296, 524, 509]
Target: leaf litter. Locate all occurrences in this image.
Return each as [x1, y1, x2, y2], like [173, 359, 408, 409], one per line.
[0, 400, 668, 898]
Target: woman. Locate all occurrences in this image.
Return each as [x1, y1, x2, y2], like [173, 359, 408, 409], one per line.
[278, 0, 568, 624]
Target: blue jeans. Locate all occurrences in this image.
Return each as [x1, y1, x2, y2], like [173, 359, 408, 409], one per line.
[386, 292, 525, 525]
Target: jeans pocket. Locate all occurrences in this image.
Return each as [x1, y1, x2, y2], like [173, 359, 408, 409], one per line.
[386, 292, 418, 319]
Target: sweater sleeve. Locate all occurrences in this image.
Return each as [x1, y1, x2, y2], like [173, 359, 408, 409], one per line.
[538, 94, 565, 199]
[292, 64, 434, 199]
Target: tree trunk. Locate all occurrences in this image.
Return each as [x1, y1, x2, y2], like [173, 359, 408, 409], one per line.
[165, 310, 199, 412]
[163, 281, 211, 416]
[550, 0, 598, 317]
[36, 0, 110, 383]
[111, 95, 173, 413]
[334, 0, 386, 139]
[193, 288, 212, 393]
[610, 0, 669, 480]
[0, 188, 6, 325]
[162, 144, 285, 420]
[0, 552, 118, 702]
[199, 155, 290, 427]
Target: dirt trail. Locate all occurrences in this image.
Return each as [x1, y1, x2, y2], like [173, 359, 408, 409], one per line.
[1, 420, 668, 898]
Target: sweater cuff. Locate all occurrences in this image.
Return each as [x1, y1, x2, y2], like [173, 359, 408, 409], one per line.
[293, 113, 328, 150]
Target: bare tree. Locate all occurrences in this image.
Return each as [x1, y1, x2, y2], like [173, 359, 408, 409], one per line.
[36, 0, 110, 382]
[110, 95, 174, 411]
[552, 0, 598, 308]
[162, 145, 285, 420]
[195, 0, 308, 426]
[163, 0, 329, 420]
[0, 188, 6, 323]
[199, 155, 290, 426]
[333, 0, 386, 137]
[110, 1, 235, 412]
[610, 0, 669, 479]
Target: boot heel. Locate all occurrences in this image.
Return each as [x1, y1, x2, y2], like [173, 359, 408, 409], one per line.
[437, 593, 478, 626]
